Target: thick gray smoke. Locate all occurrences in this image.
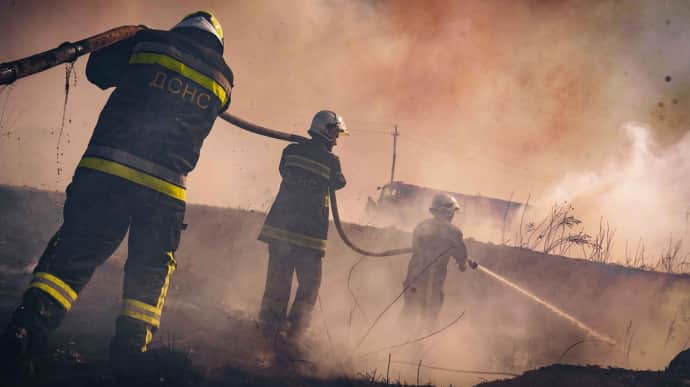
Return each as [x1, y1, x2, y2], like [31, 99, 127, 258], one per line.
[543, 123, 690, 260]
[2, 2, 690, 384]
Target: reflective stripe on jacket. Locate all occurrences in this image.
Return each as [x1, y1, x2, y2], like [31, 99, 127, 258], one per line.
[77, 153, 186, 202]
[84, 28, 234, 187]
[259, 139, 346, 254]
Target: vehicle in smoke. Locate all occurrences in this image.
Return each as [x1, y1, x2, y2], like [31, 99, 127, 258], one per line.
[365, 181, 526, 231]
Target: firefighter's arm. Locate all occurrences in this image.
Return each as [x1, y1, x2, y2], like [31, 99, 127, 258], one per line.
[330, 155, 346, 190]
[86, 33, 139, 89]
[454, 245, 475, 271]
[218, 64, 234, 112]
[451, 230, 474, 271]
[278, 147, 290, 178]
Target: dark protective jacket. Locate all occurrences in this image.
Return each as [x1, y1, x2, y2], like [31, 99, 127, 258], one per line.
[82, 28, 234, 202]
[405, 217, 468, 295]
[258, 138, 346, 255]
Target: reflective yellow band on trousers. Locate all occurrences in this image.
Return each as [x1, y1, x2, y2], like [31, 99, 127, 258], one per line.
[78, 157, 186, 202]
[119, 253, 176, 336]
[130, 52, 229, 106]
[156, 253, 176, 310]
[121, 299, 162, 328]
[259, 225, 327, 252]
[29, 272, 78, 311]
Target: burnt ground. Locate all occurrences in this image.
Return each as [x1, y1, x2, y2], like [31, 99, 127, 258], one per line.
[477, 365, 687, 387]
[0, 262, 418, 387]
[2, 185, 690, 386]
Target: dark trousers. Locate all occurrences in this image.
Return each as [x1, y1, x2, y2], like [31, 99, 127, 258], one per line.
[258, 242, 322, 339]
[400, 274, 444, 333]
[7, 168, 185, 355]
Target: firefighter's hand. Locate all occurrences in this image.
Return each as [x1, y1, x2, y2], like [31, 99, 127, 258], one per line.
[458, 261, 467, 272]
[468, 260, 478, 270]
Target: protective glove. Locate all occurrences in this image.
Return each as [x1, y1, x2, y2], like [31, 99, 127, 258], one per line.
[468, 260, 478, 270]
[457, 261, 467, 272]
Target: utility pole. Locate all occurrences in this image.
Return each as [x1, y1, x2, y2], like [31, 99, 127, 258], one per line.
[390, 125, 399, 183]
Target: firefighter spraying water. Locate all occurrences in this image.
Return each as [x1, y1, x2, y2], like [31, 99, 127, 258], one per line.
[400, 193, 478, 333]
[0, 17, 640, 383]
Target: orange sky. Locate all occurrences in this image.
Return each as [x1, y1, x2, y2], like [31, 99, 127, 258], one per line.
[1, 0, 688, 251]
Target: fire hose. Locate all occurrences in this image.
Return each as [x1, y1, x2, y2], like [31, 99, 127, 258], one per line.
[2, 26, 624, 362]
[0, 25, 145, 85]
[220, 113, 412, 256]
[0, 27, 618, 345]
[0, 25, 412, 258]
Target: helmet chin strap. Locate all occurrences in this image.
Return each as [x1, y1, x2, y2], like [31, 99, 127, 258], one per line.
[329, 131, 340, 147]
[310, 130, 337, 149]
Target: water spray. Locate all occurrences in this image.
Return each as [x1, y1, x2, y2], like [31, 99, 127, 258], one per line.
[2, 23, 619, 348]
[476, 265, 616, 345]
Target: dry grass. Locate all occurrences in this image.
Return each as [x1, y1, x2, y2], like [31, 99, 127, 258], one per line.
[624, 239, 648, 270]
[515, 202, 590, 256]
[656, 238, 690, 273]
[510, 200, 690, 273]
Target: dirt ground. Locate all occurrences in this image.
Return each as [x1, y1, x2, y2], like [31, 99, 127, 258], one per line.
[2, 184, 689, 386]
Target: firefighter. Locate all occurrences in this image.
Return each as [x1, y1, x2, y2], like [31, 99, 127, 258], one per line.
[257, 110, 347, 344]
[668, 347, 690, 378]
[0, 11, 233, 376]
[400, 193, 477, 332]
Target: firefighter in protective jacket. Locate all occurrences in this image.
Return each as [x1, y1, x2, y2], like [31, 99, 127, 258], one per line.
[258, 110, 347, 341]
[401, 193, 477, 332]
[0, 11, 233, 375]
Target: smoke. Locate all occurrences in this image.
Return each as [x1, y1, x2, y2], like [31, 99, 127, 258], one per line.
[0, 1, 681, 207]
[542, 122, 690, 259]
[3, 1, 690, 382]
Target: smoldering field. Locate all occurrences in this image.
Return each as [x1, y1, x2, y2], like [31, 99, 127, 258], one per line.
[2, 0, 690, 385]
[1, 185, 689, 386]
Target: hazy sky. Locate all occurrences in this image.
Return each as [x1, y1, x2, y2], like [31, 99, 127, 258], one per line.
[1, 0, 688, 252]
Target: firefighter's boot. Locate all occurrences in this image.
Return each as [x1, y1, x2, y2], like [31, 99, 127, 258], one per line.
[0, 325, 35, 383]
[110, 321, 199, 385]
[1, 287, 68, 382]
[109, 315, 157, 377]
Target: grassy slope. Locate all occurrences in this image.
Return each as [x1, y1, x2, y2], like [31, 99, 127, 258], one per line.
[2, 185, 689, 386]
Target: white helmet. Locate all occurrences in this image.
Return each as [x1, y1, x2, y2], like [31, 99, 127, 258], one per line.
[429, 193, 460, 216]
[172, 10, 224, 50]
[308, 110, 349, 144]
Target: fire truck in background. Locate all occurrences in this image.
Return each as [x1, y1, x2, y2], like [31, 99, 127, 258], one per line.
[366, 181, 526, 233]
[363, 126, 527, 235]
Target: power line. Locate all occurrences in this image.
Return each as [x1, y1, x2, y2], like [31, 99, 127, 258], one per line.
[347, 128, 393, 134]
[395, 136, 553, 184]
